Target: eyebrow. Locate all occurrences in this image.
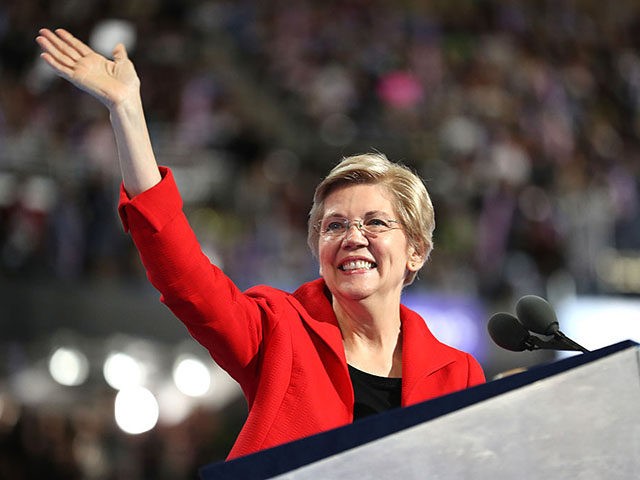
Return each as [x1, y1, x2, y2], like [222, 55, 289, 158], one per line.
[322, 210, 393, 219]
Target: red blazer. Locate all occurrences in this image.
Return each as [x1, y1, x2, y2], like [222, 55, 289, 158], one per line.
[118, 168, 485, 460]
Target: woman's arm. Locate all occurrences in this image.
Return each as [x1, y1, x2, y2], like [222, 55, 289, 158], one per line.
[37, 29, 272, 380]
[36, 28, 160, 196]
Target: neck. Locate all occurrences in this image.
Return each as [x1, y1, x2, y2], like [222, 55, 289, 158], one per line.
[333, 295, 403, 377]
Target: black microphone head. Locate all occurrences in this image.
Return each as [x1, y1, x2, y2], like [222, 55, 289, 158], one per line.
[487, 312, 531, 352]
[516, 295, 559, 336]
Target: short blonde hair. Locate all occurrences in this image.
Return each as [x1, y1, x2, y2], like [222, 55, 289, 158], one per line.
[307, 153, 435, 285]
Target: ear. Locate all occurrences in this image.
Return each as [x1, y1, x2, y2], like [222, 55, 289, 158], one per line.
[406, 245, 426, 272]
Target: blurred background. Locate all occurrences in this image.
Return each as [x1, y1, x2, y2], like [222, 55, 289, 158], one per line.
[2, 0, 640, 478]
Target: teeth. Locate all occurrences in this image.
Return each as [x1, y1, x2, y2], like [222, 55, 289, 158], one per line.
[341, 260, 375, 271]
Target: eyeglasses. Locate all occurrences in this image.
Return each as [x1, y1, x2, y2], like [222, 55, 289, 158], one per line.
[315, 217, 401, 239]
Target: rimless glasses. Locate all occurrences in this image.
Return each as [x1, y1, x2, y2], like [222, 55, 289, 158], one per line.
[315, 217, 401, 239]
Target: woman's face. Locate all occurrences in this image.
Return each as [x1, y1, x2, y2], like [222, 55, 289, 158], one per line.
[318, 183, 422, 304]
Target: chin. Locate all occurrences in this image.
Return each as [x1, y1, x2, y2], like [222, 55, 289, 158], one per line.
[333, 280, 377, 302]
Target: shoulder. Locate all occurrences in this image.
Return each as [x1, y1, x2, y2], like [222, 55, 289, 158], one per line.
[242, 278, 329, 318]
[243, 284, 293, 313]
[401, 303, 485, 380]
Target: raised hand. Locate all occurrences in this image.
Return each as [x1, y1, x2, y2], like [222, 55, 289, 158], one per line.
[36, 27, 161, 194]
[36, 28, 140, 111]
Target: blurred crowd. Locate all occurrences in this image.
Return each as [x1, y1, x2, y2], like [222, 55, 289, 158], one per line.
[2, 1, 640, 296]
[2, 0, 640, 478]
[2, 0, 640, 298]
[1, 387, 246, 479]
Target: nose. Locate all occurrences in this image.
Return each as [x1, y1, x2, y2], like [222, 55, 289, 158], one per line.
[342, 223, 368, 247]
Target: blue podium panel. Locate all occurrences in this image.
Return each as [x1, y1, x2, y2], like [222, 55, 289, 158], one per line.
[200, 341, 640, 480]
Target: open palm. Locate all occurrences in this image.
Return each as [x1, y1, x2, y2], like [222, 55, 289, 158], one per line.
[36, 28, 140, 110]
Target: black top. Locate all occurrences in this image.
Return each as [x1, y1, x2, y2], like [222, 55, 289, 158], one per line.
[348, 365, 402, 420]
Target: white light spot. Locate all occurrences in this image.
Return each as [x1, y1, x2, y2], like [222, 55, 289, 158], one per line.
[173, 356, 211, 397]
[103, 352, 144, 390]
[49, 347, 89, 386]
[114, 386, 159, 434]
[89, 19, 137, 57]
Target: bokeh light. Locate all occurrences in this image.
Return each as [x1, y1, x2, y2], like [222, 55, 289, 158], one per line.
[103, 352, 145, 390]
[173, 355, 211, 397]
[49, 347, 90, 386]
[114, 386, 159, 434]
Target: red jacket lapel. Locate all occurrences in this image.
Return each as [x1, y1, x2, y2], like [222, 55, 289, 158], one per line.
[289, 279, 354, 411]
[400, 304, 458, 405]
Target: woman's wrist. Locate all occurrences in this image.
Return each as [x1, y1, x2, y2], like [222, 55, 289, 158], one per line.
[109, 93, 162, 196]
[108, 90, 144, 120]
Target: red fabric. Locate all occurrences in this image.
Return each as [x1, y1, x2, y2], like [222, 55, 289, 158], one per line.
[118, 167, 485, 460]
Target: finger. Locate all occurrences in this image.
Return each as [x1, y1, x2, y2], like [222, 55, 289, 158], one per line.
[55, 28, 94, 57]
[36, 29, 79, 66]
[39, 52, 75, 81]
[112, 43, 128, 61]
[36, 35, 78, 70]
[38, 28, 83, 62]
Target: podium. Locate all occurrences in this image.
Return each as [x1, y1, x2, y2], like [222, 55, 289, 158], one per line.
[200, 340, 640, 479]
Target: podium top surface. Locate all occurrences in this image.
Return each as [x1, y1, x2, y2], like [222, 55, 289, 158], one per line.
[200, 340, 639, 480]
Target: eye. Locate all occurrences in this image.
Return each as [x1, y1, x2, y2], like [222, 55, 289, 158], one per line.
[365, 218, 390, 229]
[324, 220, 347, 233]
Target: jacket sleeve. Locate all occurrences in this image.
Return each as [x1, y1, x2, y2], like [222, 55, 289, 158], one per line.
[118, 167, 271, 387]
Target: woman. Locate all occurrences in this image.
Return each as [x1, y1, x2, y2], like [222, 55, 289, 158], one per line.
[36, 28, 485, 460]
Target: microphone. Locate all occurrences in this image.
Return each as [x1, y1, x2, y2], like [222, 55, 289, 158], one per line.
[487, 312, 571, 352]
[487, 311, 586, 353]
[516, 295, 590, 353]
[487, 312, 542, 352]
[515, 294, 558, 336]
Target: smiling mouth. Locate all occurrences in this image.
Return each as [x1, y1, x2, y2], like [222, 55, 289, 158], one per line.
[338, 260, 377, 271]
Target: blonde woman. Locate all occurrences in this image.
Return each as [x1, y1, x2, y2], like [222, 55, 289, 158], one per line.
[36, 28, 484, 460]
